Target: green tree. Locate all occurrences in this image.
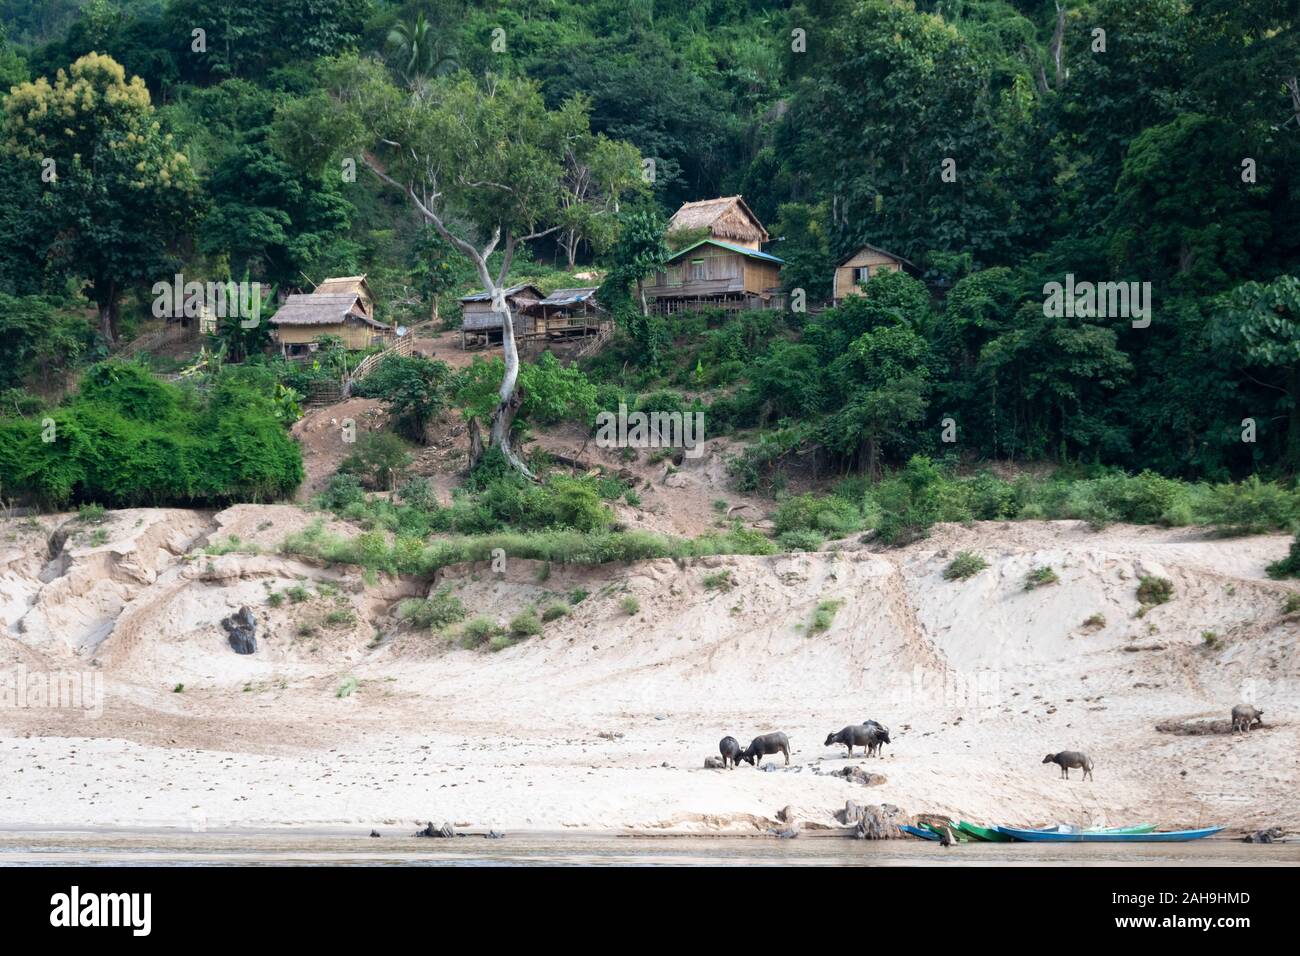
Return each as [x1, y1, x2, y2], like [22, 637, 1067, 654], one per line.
[2, 53, 198, 343]
[1211, 275, 1300, 471]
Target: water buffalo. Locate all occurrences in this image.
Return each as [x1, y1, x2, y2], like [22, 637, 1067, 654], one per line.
[860, 719, 891, 757]
[826, 724, 887, 757]
[741, 732, 790, 767]
[719, 736, 742, 768]
[1231, 704, 1263, 733]
[1043, 751, 1094, 781]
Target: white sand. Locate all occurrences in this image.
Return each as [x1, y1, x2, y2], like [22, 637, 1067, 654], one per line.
[0, 507, 1296, 833]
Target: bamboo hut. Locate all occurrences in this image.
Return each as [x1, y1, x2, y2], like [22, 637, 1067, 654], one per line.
[313, 275, 376, 317]
[534, 287, 608, 340]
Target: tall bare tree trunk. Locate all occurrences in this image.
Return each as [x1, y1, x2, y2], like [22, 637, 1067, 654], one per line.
[489, 287, 535, 479]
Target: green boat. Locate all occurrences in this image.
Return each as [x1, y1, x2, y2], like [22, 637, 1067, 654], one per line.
[956, 821, 1011, 842]
[921, 821, 971, 842]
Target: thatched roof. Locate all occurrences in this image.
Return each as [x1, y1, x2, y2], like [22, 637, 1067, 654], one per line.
[667, 196, 769, 245]
[271, 293, 387, 327]
[314, 275, 374, 302]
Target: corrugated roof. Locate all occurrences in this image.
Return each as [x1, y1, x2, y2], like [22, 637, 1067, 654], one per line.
[666, 238, 784, 265]
[538, 287, 600, 306]
[459, 283, 543, 303]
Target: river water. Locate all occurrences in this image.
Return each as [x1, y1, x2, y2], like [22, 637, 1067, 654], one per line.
[1, 829, 1295, 866]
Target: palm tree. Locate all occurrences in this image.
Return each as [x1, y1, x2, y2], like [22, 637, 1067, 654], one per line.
[386, 12, 458, 90]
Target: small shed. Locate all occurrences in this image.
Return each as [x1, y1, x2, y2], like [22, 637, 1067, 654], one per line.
[832, 245, 920, 302]
[459, 284, 544, 349]
[535, 287, 607, 339]
[271, 292, 393, 355]
[666, 195, 769, 250]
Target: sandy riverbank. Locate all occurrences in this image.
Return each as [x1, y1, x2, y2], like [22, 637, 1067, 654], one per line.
[1, 507, 1296, 834]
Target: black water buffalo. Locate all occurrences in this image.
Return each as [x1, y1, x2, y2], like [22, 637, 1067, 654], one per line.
[719, 736, 742, 768]
[741, 732, 790, 767]
[1043, 751, 1094, 781]
[825, 724, 886, 757]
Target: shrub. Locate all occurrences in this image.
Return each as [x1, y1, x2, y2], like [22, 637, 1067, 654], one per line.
[336, 677, 358, 698]
[459, 616, 503, 648]
[77, 503, 106, 523]
[488, 633, 514, 652]
[1201, 477, 1296, 535]
[776, 529, 823, 552]
[1201, 631, 1220, 648]
[0, 361, 303, 507]
[398, 589, 467, 630]
[809, 599, 842, 632]
[351, 355, 455, 442]
[541, 603, 568, 622]
[619, 595, 640, 615]
[338, 431, 413, 491]
[1024, 566, 1059, 589]
[397, 476, 439, 512]
[943, 551, 988, 580]
[872, 456, 954, 545]
[1266, 533, 1300, 579]
[1282, 592, 1300, 614]
[702, 570, 736, 592]
[1083, 613, 1106, 628]
[284, 584, 311, 603]
[316, 473, 366, 512]
[773, 493, 864, 539]
[266, 591, 284, 607]
[509, 609, 543, 637]
[1137, 576, 1173, 606]
[569, 588, 589, 605]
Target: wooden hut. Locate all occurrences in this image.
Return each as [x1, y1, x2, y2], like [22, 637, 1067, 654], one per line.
[271, 292, 392, 356]
[642, 239, 784, 314]
[459, 283, 544, 349]
[832, 245, 920, 303]
[535, 287, 608, 340]
[666, 196, 769, 250]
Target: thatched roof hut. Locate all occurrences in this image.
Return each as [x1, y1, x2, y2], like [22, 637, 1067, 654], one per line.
[667, 196, 769, 250]
[270, 292, 392, 353]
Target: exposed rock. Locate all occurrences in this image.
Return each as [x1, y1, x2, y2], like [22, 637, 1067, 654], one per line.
[768, 823, 799, 839]
[704, 756, 725, 769]
[1244, 827, 1285, 844]
[414, 821, 454, 838]
[485, 830, 506, 839]
[761, 763, 779, 773]
[220, 605, 257, 655]
[840, 802, 909, 839]
[837, 766, 887, 787]
[369, 829, 381, 838]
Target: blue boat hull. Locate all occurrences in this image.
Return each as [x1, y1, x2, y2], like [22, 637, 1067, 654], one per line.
[900, 824, 941, 841]
[995, 825, 1224, 843]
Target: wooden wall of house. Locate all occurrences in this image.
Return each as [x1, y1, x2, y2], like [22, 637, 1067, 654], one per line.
[275, 320, 385, 350]
[742, 260, 782, 295]
[461, 301, 536, 334]
[834, 249, 903, 299]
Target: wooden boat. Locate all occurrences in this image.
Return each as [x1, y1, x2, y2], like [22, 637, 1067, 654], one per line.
[900, 824, 940, 841]
[956, 821, 1011, 842]
[921, 821, 970, 842]
[995, 824, 1224, 843]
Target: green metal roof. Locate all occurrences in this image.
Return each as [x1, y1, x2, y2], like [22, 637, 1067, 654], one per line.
[666, 238, 784, 265]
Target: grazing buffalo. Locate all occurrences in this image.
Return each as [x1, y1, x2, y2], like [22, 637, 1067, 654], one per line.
[741, 732, 790, 767]
[719, 736, 742, 769]
[1231, 704, 1263, 734]
[1043, 751, 1094, 781]
[825, 724, 887, 757]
